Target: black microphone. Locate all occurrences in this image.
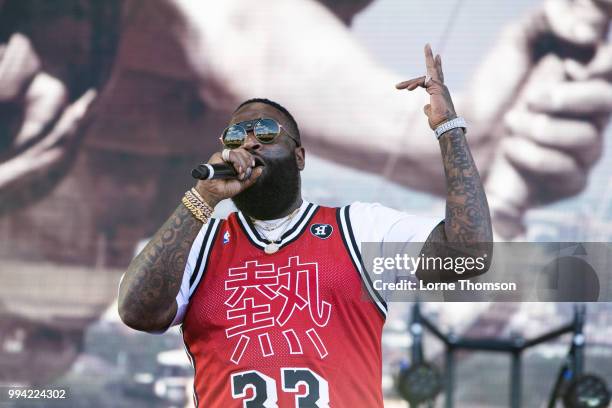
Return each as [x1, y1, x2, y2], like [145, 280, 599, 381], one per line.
[191, 163, 238, 180]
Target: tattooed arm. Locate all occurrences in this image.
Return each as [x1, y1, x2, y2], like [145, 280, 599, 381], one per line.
[396, 44, 493, 282]
[118, 149, 262, 332]
[418, 127, 493, 282]
[118, 204, 203, 332]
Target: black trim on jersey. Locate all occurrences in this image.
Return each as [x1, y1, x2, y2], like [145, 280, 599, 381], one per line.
[188, 219, 221, 298]
[180, 325, 199, 408]
[279, 202, 315, 240]
[235, 203, 319, 252]
[241, 212, 267, 243]
[278, 203, 318, 249]
[343, 207, 387, 308]
[336, 205, 388, 318]
[190, 220, 214, 287]
[281, 205, 321, 247]
[236, 213, 262, 248]
[239, 202, 315, 243]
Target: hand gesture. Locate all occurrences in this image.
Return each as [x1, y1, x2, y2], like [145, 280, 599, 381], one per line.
[395, 44, 458, 130]
[194, 148, 263, 206]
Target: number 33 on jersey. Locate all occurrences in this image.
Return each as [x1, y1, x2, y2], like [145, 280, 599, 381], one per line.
[232, 368, 328, 407]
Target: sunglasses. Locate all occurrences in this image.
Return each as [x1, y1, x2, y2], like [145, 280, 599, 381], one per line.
[220, 118, 300, 149]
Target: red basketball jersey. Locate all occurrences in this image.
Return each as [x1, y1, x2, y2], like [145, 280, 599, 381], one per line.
[181, 204, 387, 407]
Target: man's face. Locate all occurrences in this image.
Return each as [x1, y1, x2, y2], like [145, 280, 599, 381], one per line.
[229, 103, 305, 220]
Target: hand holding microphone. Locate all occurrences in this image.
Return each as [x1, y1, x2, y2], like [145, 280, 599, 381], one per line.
[190, 148, 263, 207]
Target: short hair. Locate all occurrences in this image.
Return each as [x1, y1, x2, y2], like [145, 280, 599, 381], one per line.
[234, 98, 301, 144]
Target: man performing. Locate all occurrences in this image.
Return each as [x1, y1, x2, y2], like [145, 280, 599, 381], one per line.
[118, 45, 493, 407]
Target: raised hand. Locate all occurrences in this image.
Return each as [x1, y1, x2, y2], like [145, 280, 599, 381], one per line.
[395, 44, 457, 130]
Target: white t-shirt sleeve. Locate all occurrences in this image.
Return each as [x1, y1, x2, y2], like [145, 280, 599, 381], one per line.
[346, 201, 443, 308]
[348, 201, 443, 247]
[168, 220, 212, 328]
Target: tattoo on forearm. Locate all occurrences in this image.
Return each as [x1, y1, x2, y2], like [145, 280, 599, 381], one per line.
[439, 128, 492, 243]
[119, 203, 203, 330]
[418, 128, 493, 281]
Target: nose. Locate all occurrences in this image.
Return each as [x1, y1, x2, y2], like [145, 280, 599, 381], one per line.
[242, 130, 262, 151]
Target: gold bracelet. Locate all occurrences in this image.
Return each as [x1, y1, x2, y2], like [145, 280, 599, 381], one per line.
[182, 196, 207, 223]
[190, 187, 205, 202]
[183, 197, 210, 222]
[187, 189, 214, 215]
[185, 191, 214, 217]
[182, 190, 214, 223]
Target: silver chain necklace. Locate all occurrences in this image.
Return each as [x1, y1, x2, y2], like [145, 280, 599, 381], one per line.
[250, 207, 301, 254]
[252, 216, 293, 232]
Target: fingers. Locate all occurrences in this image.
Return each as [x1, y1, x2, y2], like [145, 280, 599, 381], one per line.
[395, 76, 427, 91]
[396, 44, 446, 91]
[212, 164, 263, 198]
[208, 151, 225, 165]
[435, 54, 444, 83]
[37, 88, 97, 151]
[504, 109, 602, 165]
[502, 137, 588, 199]
[239, 166, 264, 187]
[13, 72, 68, 148]
[527, 80, 612, 115]
[0, 89, 96, 189]
[395, 77, 446, 93]
[585, 43, 612, 79]
[543, 0, 607, 46]
[0, 33, 41, 101]
[504, 136, 581, 175]
[213, 147, 256, 181]
[424, 43, 440, 82]
[565, 43, 612, 81]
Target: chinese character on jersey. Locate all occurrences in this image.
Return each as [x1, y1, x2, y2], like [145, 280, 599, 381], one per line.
[224, 256, 332, 364]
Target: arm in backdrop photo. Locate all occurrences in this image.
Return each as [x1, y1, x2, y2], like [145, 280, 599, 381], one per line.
[164, 0, 610, 199]
[0, 0, 609, 229]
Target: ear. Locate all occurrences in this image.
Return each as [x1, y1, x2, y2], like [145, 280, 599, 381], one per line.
[295, 146, 306, 171]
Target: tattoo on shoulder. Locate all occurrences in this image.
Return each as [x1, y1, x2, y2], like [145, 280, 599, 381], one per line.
[119, 204, 204, 329]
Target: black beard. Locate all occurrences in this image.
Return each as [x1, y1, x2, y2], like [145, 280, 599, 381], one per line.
[232, 153, 301, 220]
